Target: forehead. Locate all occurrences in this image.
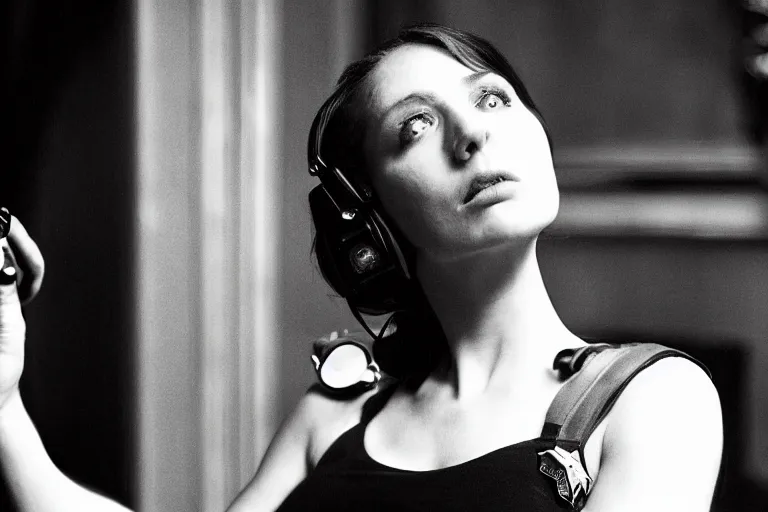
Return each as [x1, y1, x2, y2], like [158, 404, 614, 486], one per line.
[367, 43, 478, 113]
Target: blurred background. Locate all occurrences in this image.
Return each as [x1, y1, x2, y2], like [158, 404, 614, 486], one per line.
[2, 0, 767, 511]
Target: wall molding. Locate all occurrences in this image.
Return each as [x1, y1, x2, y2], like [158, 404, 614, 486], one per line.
[551, 188, 768, 240]
[135, 1, 281, 510]
[551, 144, 768, 240]
[554, 144, 763, 188]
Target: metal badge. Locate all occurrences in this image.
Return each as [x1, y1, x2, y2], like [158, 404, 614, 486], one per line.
[538, 445, 593, 509]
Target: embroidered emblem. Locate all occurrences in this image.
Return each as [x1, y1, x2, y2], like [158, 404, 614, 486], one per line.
[538, 446, 593, 510]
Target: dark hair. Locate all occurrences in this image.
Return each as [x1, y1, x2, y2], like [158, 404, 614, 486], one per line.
[309, 23, 551, 379]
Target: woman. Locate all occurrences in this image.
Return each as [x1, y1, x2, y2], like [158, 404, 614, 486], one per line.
[0, 24, 723, 511]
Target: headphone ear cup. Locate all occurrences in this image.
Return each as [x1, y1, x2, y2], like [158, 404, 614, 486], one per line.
[309, 184, 414, 315]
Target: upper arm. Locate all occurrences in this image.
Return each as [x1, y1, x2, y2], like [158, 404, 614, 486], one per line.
[583, 356, 723, 512]
[226, 385, 371, 512]
[226, 392, 315, 512]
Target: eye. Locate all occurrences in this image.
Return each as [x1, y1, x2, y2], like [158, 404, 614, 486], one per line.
[475, 87, 512, 110]
[399, 112, 436, 145]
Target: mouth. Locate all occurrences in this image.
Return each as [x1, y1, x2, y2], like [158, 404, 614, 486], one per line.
[463, 172, 518, 204]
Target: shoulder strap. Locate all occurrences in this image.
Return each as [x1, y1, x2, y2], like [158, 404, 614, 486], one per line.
[360, 376, 399, 425]
[537, 342, 710, 510]
[542, 342, 710, 447]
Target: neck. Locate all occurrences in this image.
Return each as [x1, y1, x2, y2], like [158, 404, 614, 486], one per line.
[415, 239, 580, 401]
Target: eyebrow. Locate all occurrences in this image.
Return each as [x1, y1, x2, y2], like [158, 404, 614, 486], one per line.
[381, 70, 493, 123]
[464, 70, 492, 86]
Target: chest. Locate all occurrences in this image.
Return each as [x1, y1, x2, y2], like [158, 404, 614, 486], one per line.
[291, 392, 598, 512]
[282, 435, 567, 512]
[364, 392, 551, 471]
[364, 390, 606, 479]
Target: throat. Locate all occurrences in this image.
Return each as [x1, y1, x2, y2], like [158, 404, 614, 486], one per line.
[429, 348, 564, 405]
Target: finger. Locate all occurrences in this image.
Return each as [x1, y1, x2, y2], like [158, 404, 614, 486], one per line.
[0, 207, 9, 241]
[0, 247, 22, 310]
[0, 245, 19, 287]
[6, 216, 44, 305]
[0, 208, 8, 269]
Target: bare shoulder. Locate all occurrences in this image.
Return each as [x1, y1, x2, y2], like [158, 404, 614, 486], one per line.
[227, 383, 383, 511]
[281, 381, 383, 433]
[303, 383, 388, 468]
[606, 355, 722, 441]
[584, 355, 723, 511]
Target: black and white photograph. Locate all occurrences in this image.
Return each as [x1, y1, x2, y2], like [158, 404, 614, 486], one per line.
[2, 1, 768, 510]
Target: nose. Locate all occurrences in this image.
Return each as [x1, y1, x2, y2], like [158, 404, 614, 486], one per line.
[451, 109, 489, 164]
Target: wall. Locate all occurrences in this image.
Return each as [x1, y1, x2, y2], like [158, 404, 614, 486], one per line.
[431, 0, 747, 147]
[277, 0, 368, 420]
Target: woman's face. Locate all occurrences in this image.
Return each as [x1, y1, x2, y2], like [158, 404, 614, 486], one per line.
[361, 43, 558, 262]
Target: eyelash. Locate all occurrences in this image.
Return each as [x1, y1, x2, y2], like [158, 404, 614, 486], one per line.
[398, 85, 514, 145]
[399, 111, 436, 145]
[476, 86, 513, 108]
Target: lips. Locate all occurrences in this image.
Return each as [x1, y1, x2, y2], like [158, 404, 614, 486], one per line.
[463, 172, 517, 204]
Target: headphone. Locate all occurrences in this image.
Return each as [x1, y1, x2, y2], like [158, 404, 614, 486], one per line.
[307, 103, 414, 324]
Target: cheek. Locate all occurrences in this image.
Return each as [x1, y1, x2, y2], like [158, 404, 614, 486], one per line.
[506, 113, 556, 193]
[371, 165, 455, 251]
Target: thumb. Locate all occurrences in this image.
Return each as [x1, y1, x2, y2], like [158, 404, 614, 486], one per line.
[0, 243, 23, 329]
[0, 284, 24, 338]
[0, 244, 20, 293]
[0, 244, 26, 409]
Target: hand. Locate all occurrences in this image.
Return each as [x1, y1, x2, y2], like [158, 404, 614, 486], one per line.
[0, 214, 44, 412]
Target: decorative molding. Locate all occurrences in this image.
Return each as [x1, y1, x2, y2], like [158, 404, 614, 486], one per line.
[551, 144, 768, 240]
[136, 0, 281, 510]
[238, 0, 281, 488]
[550, 188, 768, 240]
[554, 144, 763, 188]
[135, 0, 203, 510]
[199, 0, 240, 509]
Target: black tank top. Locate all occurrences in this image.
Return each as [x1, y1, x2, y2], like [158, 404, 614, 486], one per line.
[276, 382, 571, 511]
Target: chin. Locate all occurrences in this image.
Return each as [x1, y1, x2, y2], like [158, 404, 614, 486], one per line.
[482, 196, 558, 239]
[420, 197, 559, 261]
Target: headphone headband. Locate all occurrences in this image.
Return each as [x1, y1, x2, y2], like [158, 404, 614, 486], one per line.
[309, 156, 369, 213]
[307, 90, 413, 317]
